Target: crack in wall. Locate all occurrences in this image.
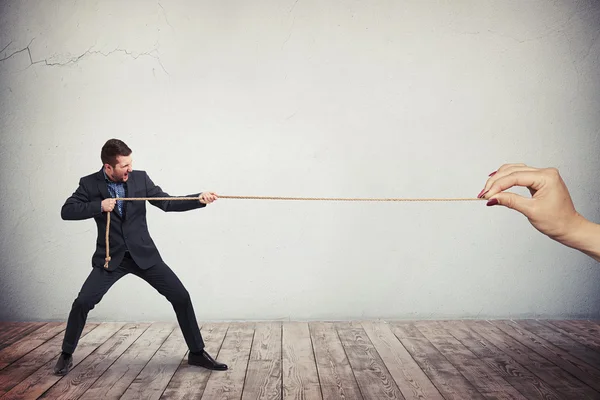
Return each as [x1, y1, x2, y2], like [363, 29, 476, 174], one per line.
[0, 40, 14, 55]
[158, 2, 174, 31]
[0, 38, 34, 63]
[0, 1, 175, 75]
[41, 47, 170, 76]
[282, 0, 299, 50]
[0, 38, 169, 75]
[289, 0, 300, 14]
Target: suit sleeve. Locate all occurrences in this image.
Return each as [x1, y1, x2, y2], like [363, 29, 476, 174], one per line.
[61, 178, 103, 220]
[144, 172, 206, 212]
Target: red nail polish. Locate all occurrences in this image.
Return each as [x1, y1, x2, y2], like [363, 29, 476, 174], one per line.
[489, 171, 497, 177]
[478, 189, 489, 199]
[486, 198, 498, 206]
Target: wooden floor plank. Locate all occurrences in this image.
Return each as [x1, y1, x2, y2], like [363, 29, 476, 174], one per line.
[390, 322, 425, 339]
[391, 322, 485, 400]
[79, 322, 175, 400]
[516, 320, 600, 369]
[120, 326, 188, 400]
[2, 322, 123, 400]
[0, 323, 38, 341]
[0, 323, 42, 340]
[161, 323, 229, 400]
[468, 320, 599, 399]
[563, 320, 600, 338]
[0, 324, 45, 350]
[200, 323, 254, 400]
[39, 323, 149, 400]
[414, 321, 527, 400]
[544, 320, 600, 350]
[445, 320, 564, 400]
[0, 323, 98, 397]
[309, 322, 362, 400]
[242, 322, 282, 400]
[0, 323, 15, 336]
[337, 322, 404, 400]
[282, 322, 322, 400]
[0, 323, 65, 370]
[493, 320, 600, 394]
[362, 321, 443, 400]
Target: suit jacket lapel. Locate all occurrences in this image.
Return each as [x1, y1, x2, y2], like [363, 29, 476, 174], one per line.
[125, 172, 135, 219]
[96, 168, 123, 220]
[96, 168, 110, 199]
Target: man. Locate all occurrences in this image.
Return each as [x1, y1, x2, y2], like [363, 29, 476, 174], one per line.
[53, 138, 227, 375]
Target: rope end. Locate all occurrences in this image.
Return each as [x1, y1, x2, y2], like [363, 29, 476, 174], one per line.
[104, 257, 111, 269]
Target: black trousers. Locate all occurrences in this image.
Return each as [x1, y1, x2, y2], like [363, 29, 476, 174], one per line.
[61, 253, 205, 354]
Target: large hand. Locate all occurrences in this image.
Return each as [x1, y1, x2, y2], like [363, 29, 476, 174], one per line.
[102, 198, 117, 212]
[478, 163, 583, 241]
[199, 192, 218, 204]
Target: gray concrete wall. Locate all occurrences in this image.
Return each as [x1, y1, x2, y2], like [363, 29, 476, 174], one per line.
[1, 0, 599, 322]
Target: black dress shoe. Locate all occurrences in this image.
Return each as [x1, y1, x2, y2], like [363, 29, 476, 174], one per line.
[53, 353, 73, 376]
[188, 350, 228, 370]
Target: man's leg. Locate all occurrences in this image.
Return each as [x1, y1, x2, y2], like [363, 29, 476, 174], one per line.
[133, 261, 227, 370]
[55, 265, 128, 374]
[132, 261, 204, 352]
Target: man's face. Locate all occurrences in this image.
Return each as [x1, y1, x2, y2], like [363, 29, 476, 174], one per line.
[105, 155, 133, 182]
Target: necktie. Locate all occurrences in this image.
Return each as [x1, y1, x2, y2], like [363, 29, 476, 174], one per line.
[114, 184, 124, 216]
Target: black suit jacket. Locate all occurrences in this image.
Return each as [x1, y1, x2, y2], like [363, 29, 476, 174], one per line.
[61, 168, 205, 271]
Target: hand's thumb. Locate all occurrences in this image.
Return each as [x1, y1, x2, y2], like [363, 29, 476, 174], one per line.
[488, 192, 532, 216]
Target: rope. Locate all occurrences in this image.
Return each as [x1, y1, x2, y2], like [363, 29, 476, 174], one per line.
[111, 195, 484, 202]
[103, 195, 484, 268]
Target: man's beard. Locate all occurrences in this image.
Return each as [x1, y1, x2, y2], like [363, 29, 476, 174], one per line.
[109, 172, 127, 182]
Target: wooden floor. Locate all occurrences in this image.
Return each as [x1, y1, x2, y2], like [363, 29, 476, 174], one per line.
[0, 320, 599, 399]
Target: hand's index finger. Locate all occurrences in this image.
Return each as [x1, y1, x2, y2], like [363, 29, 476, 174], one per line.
[485, 171, 545, 198]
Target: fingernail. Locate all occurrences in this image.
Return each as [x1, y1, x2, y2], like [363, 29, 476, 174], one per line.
[488, 171, 497, 177]
[486, 198, 499, 206]
[477, 189, 489, 198]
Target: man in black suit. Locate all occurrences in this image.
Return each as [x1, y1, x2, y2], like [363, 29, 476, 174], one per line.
[54, 138, 227, 375]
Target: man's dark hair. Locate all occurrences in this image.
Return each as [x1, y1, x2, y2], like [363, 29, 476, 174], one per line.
[101, 139, 132, 166]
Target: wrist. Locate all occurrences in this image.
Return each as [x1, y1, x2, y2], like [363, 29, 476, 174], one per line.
[555, 214, 600, 261]
[554, 213, 586, 244]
